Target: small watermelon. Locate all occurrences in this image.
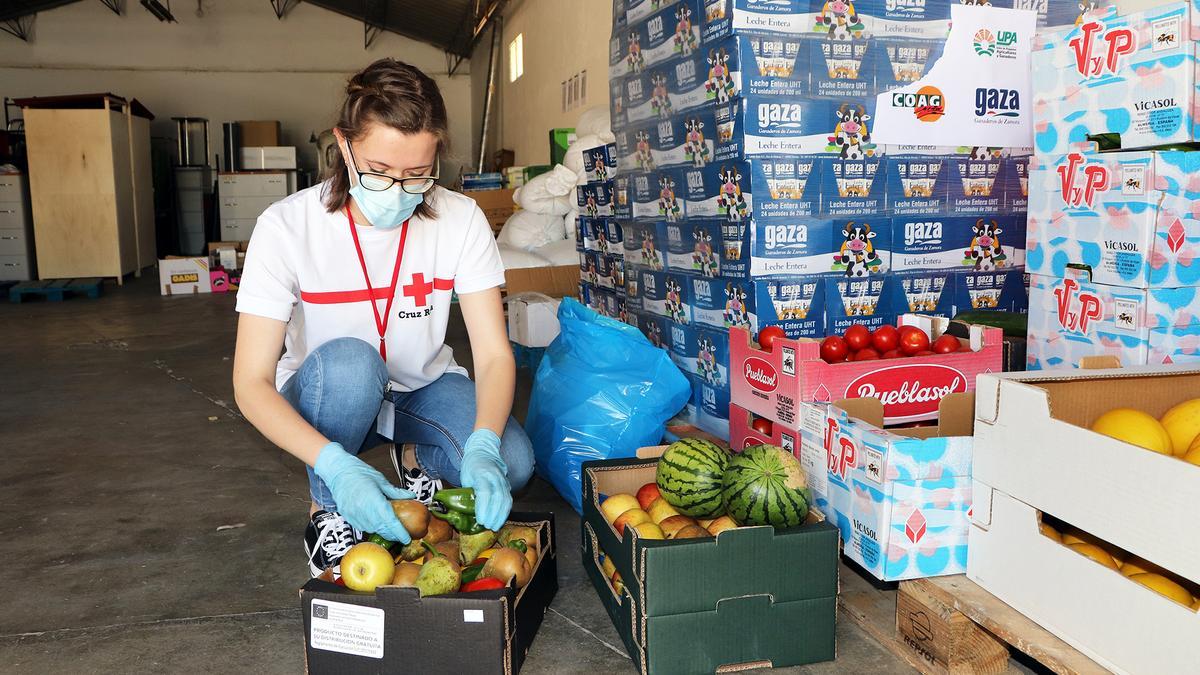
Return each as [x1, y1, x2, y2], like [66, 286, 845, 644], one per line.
[656, 438, 730, 517]
[722, 445, 810, 528]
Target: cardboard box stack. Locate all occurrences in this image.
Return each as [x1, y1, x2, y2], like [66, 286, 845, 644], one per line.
[602, 0, 1085, 439]
[1026, 0, 1200, 368]
[576, 142, 628, 324]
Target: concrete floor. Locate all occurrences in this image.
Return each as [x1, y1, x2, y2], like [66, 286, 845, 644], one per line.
[0, 274, 916, 674]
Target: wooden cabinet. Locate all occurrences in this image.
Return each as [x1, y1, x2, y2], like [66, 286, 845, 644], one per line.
[19, 94, 156, 282]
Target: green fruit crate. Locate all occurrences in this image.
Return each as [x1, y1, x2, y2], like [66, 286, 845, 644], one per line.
[581, 448, 838, 674]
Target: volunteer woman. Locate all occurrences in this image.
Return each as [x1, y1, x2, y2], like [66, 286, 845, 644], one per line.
[232, 59, 533, 577]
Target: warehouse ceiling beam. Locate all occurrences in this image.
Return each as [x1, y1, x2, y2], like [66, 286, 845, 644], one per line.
[269, 0, 297, 19]
[0, 13, 36, 42]
[445, 0, 504, 76]
[98, 0, 124, 14]
[140, 0, 176, 22]
[361, 0, 385, 49]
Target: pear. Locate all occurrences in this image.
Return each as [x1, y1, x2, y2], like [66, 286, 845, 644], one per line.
[391, 562, 422, 588]
[414, 554, 461, 597]
[423, 540, 460, 564]
[389, 500, 430, 540]
[424, 515, 454, 544]
[459, 529, 497, 565]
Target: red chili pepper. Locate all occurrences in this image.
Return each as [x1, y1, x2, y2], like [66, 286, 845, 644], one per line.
[460, 577, 506, 592]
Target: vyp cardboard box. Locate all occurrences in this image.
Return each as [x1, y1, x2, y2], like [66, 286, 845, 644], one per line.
[1027, 150, 1200, 290]
[1031, 0, 1200, 155]
[814, 394, 975, 581]
[158, 257, 212, 296]
[730, 315, 1003, 427]
[300, 513, 557, 675]
[968, 366, 1200, 675]
[1025, 272, 1200, 368]
[581, 446, 838, 674]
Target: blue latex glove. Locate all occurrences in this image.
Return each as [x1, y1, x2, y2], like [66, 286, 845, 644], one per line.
[459, 429, 512, 531]
[313, 442, 417, 543]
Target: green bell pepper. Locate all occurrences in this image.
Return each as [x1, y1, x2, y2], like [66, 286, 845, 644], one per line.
[461, 561, 486, 584]
[367, 533, 395, 550]
[433, 487, 476, 514]
[431, 508, 486, 535]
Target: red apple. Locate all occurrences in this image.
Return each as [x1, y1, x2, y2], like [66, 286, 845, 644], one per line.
[636, 482, 661, 511]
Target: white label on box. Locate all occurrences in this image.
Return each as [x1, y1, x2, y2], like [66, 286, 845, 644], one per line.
[1151, 16, 1182, 53]
[1120, 165, 1147, 195]
[862, 447, 885, 485]
[780, 431, 796, 454]
[219, 248, 238, 271]
[463, 609, 485, 623]
[781, 346, 796, 377]
[1113, 298, 1139, 331]
[309, 599, 385, 659]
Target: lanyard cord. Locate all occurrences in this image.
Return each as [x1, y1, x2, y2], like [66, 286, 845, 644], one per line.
[346, 205, 410, 361]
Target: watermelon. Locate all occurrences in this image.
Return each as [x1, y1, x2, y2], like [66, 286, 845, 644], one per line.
[655, 438, 730, 517]
[722, 445, 810, 528]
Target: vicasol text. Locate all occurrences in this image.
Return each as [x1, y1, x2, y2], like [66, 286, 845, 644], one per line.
[852, 376, 964, 407]
[1134, 97, 1176, 112]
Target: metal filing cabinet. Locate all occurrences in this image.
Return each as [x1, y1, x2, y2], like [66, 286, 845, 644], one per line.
[175, 166, 212, 255]
[0, 173, 35, 281]
[218, 171, 295, 241]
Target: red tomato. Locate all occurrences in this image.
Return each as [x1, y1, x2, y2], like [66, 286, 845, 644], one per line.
[758, 325, 787, 352]
[913, 350, 934, 356]
[751, 417, 773, 435]
[852, 347, 880, 361]
[843, 325, 872, 352]
[881, 349, 902, 359]
[932, 334, 961, 354]
[819, 336, 850, 363]
[898, 326, 930, 355]
[871, 325, 899, 353]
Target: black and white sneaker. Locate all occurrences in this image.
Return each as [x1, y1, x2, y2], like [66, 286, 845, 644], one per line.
[305, 510, 361, 578]
[390, 444, 443, 505]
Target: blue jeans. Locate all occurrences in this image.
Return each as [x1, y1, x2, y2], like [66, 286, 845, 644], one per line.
[280, 337, 535, 510]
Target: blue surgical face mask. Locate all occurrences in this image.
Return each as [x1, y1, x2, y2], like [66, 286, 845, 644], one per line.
[349, 181, 422, 230]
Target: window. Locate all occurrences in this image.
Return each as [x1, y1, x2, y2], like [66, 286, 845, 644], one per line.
[508, 33, 524, 82]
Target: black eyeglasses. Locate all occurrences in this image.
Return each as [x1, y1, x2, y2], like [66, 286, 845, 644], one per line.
[346, 141, 439, 194]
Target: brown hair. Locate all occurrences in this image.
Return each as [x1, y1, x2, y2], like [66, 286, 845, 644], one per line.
[323, 58, 449, 220]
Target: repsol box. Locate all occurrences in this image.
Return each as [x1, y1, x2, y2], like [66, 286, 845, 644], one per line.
[808, 34, 882, 99]
[885, 151, 951, 216]
[730, 316, 1003, 427]
[583, 143, 618, 183]
[715, 95, 879, 158]
[818, 155, 887, 217]
[301, 513, 557, 675]
[894, 269, 955, 317]
[891, 214, 1025, 274]
[755, 275, 829, 338]
[751, 217, 892, 278]
[578, 181, 617, 218]
[946, 149, 1005, 215]
[1032, 1, 1200, 155]
[815, 394, 975, 581]
[1027, 150, 1200, 290]
[690, 274, 758, 332]
[703, 0, 815, 40]
[953, 268, 1029, 314]
[825, 273, 898, 334]
[875, 37, 943, 94]
[639, 268, 692, 323]
[645, 107, 719, 170]
[624, 220, 668, 270]
[668, 319, 700, 375]
[581, 447, 838, 674]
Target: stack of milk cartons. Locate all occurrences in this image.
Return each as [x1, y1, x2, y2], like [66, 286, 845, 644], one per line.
[576, 143, 627, 322]
[1027, 0, 1200, 368]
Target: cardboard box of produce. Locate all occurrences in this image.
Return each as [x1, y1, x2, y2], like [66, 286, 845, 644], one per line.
[237, 120, 281, 147]
[816, 395, 975, 581]
[503, 265, 579, 298]
[728, 402, 801, 454]
[467, 188, 517, 232]
[729, 315, 1003, 428]
[300, 512, 557, 675]
[581, 446, 838, 674]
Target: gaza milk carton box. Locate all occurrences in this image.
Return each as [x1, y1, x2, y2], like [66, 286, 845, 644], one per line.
[836, 0, 954, 41]
[690, 273, 759, 333]
[890, 213, 1026, 274]
[624, 220, 669, 270]
[577, 181, 617, 218]
[750, 216, 893, 278]
[665, 218, 752, 278]
[583, 143, 619, 183]
[807, 32, 883, 99]
[714, 95, 880, 158]
[1032, 1, 1200, 156]
[639, 268, 693, 324]
[676, 158, 824, 226]
[816, 155, 888, 217]
[701, 0, 814, 38]
[812, 393, 975, 581]
[825, 273, 902, 334]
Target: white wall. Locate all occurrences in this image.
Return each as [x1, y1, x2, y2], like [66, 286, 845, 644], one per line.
[0, 0, 474, 179]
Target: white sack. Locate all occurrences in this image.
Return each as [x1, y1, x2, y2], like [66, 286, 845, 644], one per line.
[497, 244, 551, 270]
[512, 164, 577, 215]
[575, 106, 615, 143]
[496, 209, 568, 250]
[533, 238, 582, 266]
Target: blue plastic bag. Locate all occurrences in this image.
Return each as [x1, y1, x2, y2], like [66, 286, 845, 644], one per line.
[527, 298, 691, 513]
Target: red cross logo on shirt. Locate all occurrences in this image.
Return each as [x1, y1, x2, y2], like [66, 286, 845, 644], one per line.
[401, 273, 454, 307]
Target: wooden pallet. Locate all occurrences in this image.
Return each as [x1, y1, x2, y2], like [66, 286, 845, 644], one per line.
[838, 566, 1107, 675]
[8, 278, 103, 303]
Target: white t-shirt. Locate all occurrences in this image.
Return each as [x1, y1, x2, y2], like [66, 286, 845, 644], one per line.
[236, 182, 506, 401]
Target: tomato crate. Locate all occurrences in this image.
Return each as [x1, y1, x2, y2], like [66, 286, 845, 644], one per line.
[581, 447, 838, 674]
[729, 315, 1003, 428]
[727, 402, 802, 454]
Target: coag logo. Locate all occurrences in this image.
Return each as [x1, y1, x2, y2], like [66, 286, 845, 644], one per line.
[903, 220, 943, 246]
[974, 88, 1020, 117]
[1053, 277, 1104, 333]
[1070, 21, 1136, 78]
[756, 102, 805, 130]
[1056, 152, 1110, 208]
[891, 86, 944, 122]
[763, 222, 809, 250]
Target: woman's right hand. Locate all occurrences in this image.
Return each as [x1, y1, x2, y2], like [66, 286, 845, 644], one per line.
[313, 442, 416, 543]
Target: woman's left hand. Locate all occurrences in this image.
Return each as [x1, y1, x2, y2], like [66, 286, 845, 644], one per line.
[459, 429, 512, 530]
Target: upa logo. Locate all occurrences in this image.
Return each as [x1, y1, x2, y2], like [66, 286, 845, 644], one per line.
[1056, 152, 1110, 208]
[974, 29, 1018, 57]
[1070, 21, 1136, 79]
[743, 356, 778, 393]
[846, 364, 967, 421]
[823, 417, 858, 482]
[892, 86, 945, 123]
[1053, 277, 1104, 333]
